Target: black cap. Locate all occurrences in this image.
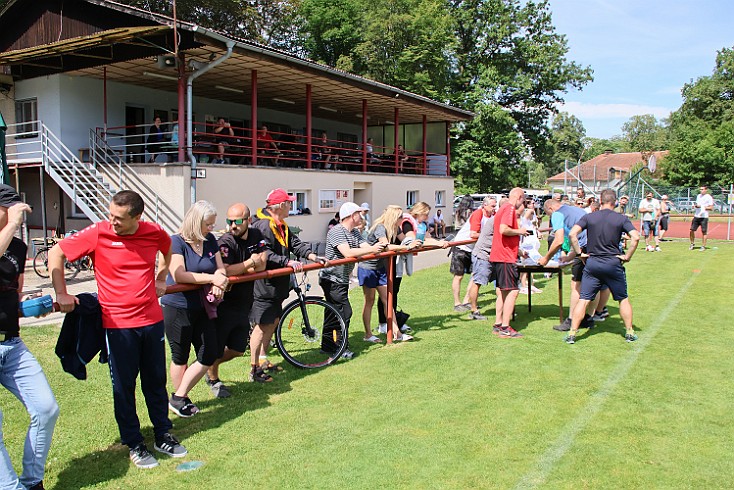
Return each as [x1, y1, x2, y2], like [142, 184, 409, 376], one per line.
[0, 184, 22, 208]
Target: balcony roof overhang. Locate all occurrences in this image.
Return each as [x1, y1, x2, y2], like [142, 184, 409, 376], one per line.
[0, 0, 473, 125]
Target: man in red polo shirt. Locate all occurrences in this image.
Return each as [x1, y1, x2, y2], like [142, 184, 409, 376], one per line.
[488, 187, 528, 338]
[49, 190, 186, 469]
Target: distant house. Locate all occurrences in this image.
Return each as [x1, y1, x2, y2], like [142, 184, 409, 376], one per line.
[546, 150, 668, 194]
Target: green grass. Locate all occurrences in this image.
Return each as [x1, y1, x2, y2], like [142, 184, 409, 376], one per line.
[3, 240, 734, 488]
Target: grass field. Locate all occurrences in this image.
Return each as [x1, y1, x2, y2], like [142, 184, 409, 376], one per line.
[2, 239, 734, 489]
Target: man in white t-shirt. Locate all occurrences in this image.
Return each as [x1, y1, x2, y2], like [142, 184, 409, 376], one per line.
[638, 192, 661, 252]
[690, 185, 714, 251]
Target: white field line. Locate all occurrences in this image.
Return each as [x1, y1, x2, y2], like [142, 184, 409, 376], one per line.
[514, 254, 712, 489]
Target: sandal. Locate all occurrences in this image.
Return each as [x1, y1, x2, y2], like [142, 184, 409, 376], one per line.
[260, 360, 283, 373]
[395, 334, 414, 342]
[363, 335, 382, 343]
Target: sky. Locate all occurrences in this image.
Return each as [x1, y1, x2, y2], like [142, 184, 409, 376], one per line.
[548, 0, 734, 139]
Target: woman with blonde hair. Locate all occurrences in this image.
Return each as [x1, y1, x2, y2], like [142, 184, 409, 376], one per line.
[160, 200, 229, 417]
[358, 205, 416, 343]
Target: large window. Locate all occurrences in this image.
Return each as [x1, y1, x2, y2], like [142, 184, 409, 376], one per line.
[15, 98, 38, 138]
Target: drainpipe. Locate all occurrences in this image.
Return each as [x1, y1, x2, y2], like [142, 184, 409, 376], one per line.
[187, 34, 234, 204]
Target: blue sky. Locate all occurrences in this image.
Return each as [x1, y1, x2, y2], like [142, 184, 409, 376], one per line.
[549, 0, 733, 139]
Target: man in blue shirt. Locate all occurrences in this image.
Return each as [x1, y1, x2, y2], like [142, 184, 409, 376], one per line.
[566, 189, 640, 344]
[538, 198, 597, 331]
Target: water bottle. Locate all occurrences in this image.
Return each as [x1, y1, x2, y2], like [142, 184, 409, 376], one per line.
[416, 222, 427, 242]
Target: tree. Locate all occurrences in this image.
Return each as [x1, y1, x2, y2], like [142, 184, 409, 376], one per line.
[583, 136, 630, 159]
[546, 112, 586, 175]
[621, 114, 668, 153]
[663, 47, 734, 186]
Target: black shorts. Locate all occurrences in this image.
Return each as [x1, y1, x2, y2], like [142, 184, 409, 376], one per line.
[249, 298, 283, 325]
[490, 262, 519, 291]
[690, 217, 709, 234]
[215, 304, 252, 356]
[658, 214, 670, 231]
[580, 257, 628, 301]
[571, 256, 585, 282]
[450, 248, 473, 275]
[162, 305, 219, 366]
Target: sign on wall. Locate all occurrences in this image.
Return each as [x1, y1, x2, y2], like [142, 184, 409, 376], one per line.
[319, 189, 350, 213]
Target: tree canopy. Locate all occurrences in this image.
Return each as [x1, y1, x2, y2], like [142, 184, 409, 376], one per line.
[663, 47, 734, 187]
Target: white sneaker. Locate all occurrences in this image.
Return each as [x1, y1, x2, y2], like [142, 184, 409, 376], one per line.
[377, 323, 387, 334]
[400, 324, 413, 333]
[518, 287, 529, 295]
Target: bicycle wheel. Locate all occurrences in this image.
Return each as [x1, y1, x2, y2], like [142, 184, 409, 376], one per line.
[33, 249, 50, 279]
[276, 297, 348, 369]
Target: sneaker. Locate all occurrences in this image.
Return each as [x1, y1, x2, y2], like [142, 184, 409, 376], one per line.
[468, 310, 487, 320]
[518, 287, 529, 295]
[700, 246, 705, 251]
[689, 243, 695, 250]
[625, 333, 639, 342]
[28, 483, 45, 490]
[169, 394, 200, 417]
[249, 367, 273, 383]
[377, 323, 387, 334]
[453, 303, 470, 312]
[498, 326, 523, 338]
[596, 307, 610, 319]
[208, 380, 231, 398]
[530, 285, 542, 293]
[655, 246, 661, 252]
[129, 443, 159, 469]
[591, 311, 606, 322]
[340, 349, 355, 360]
[580, 314, 595, 329]
[154, 433, 188, 458]
[553, 317, 572, 331]
[491, 323, 502, 335]
[564, 334, 576, 344]
[400, 324, 413, 333]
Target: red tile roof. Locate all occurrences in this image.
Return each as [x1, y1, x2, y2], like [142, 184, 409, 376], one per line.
[546, 150, 668, 182]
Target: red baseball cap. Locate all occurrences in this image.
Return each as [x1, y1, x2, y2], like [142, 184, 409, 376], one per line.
[266, 188, 296, 205]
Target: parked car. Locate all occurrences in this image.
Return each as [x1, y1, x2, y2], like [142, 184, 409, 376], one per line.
[674, 198, 695, 212]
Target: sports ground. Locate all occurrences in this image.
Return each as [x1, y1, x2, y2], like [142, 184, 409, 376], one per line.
[2, 239, 733, 488]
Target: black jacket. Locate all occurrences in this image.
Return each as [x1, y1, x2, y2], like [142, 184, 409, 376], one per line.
[55, 293, 107, 380]
[251, 208, 313, 301]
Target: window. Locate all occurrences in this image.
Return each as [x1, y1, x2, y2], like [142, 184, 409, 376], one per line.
[15, 98, 38, 138]
[435, 190, 446, 207]
[407, 191, 418, 208]
[288, 190, 309, 215]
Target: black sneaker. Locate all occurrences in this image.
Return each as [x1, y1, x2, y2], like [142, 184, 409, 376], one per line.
[625, 333, 638, 342]
[564, 334, 576, 344]
[154, 433, 188, 458]
[491, 323, 502, 335]
[206, 378, 231, 398]
[553, 318, 572, 331]
[129, 443, 159, 469]
[468, 310, 487, 321]
[580, 314, 595, 329]
[28, 482, 45, 490]
[340, 349, 355, 360]
[169, 394, 200, 417]
[248, 367, 273, 383]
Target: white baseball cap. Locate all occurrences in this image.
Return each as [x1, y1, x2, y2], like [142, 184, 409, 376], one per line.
[339, 202, 367, 220]
[360, 202, 370, 211]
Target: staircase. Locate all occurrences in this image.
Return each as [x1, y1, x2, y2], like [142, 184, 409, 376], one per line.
[88, 129, 182, 233]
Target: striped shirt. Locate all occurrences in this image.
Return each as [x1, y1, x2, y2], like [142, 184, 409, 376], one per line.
[319, 223, 365, 284]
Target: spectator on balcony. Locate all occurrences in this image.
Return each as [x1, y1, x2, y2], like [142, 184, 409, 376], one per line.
[315, 132, 333, 170]
[146, 116, 166, 163]
[257, 125, 281, 166]
[212, 117, 234, 164]
[366, 137, 381, 165]
[394, 144, 410, 172]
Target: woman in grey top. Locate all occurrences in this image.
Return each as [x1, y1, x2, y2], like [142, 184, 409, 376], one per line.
[357, 205, 415, 343]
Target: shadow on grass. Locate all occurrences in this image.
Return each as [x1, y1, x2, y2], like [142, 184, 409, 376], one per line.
[54, 443, 131, 489]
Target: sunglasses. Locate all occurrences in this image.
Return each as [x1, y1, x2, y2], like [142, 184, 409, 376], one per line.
[226, 218, 247, 225]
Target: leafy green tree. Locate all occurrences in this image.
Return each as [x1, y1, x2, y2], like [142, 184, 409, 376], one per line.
[621, 114, 668, 152]
[546, 112, 586, 175]
[583, 136, 630, 159]
[663, 47, 734, 186]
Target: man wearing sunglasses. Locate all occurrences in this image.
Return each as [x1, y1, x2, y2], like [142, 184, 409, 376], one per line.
[207, 203, 267, 395]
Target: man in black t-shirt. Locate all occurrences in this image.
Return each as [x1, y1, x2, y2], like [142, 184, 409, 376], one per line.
[205, 203, 266, 396]
[566, 189, 640, 344]
[0, 185, 59, 489]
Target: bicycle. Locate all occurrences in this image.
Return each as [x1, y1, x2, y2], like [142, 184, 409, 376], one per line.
[275, 273, 348, 369]
[32, 234, 93, 279]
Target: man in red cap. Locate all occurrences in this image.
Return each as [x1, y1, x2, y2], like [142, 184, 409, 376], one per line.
[249, 189, 322, 382]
